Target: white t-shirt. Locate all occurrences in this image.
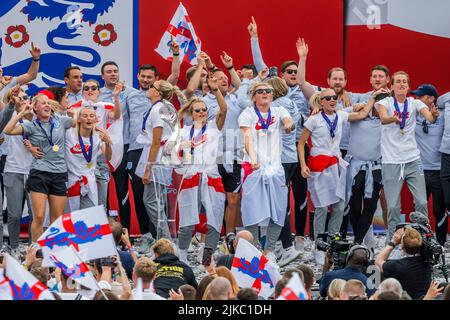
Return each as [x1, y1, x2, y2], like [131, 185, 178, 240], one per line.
[4, 113, 33, 174]
[304, 110, 349, 157]
[375, 97, 428, 164]
[65, 127, 103, 177]
[238, 106, 291, 168]
[177, 120, 221, 176]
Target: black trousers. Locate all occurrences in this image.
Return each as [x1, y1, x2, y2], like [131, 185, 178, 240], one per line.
[291, 144, 309, 237]
[426, 169, 448, 246]
[127, 149, 153, 236]
[279, 162, 299, 248]
[0, 155, 7, 223]
[349, 169, 382, 244]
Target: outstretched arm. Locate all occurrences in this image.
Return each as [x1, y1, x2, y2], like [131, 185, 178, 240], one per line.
[348, 88, 390, 122]
[420, 103, 440, 123]
[110, 81, 124, 120]
[296, 37, 315, 100]
[16, 43, 41, 85]
[248, 16, 268, 72]
[167, 36, 181, 86]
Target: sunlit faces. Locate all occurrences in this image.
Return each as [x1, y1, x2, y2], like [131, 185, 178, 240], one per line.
[320, 89, 338, 113]
[65, 68, 83, 93]
[282, 65, 298, 87]
[252, 85, 273, 106]
[392, 74, 409, 96]
[33, 94, 52, 119]
[78, 108, 98, 130]
[213, 71, 229, 93]
[370, 70, 389, 91]
[138, 69, 158, 91]
[102, 64, 119, 87]
[82, 81, 100, 102]
[191, 101, 208, 123]
[327, 70, 347, 95]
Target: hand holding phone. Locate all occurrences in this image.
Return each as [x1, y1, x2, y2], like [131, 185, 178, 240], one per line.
[202, 247, 213, 267]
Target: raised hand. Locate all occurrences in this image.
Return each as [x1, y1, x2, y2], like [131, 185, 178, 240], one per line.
[200, 51, 213, 69]
[258, 68, 269, 81]
[170, 35, 180, 55]
[248, 16, 258, 38]
[220, 51, 233, 69]
[114, 81, 125, 97]
[296, 37, 309, 58]
[96, 127, 112, 144]
[207, 72, 219, 91]
[29, 42, 41, 60]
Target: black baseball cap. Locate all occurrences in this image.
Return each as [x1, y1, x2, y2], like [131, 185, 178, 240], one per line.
[411, 84, 438, 98]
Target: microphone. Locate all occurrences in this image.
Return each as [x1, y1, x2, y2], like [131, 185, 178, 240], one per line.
[409, 211, 430, 227]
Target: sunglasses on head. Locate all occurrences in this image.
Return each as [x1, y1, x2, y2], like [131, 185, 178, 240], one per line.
[321, 95, 338, 101]
[255, 88, 272, 95]
[285, 69, 297, 75]
[83, 85, 98, 91]
[193, 107, 208, 113]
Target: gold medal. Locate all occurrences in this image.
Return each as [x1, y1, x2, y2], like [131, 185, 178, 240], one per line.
[87, 162, 94, 169]
[52, 144, 60, 152]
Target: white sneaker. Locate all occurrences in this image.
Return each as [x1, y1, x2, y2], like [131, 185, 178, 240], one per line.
[314, 249, 326, 266]
[195, 243, 205, 264]
[178, 249, 188, 264]
[273, 241, 283, 260]
[265, 251, 279, 270]
[278, 246, 301, 267]
[295, 237, 305, 254]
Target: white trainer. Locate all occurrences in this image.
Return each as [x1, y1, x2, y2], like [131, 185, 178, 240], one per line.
[278, 246, 301, 267]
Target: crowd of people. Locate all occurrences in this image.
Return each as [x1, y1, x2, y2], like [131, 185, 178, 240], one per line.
[0, 17, 449, 300]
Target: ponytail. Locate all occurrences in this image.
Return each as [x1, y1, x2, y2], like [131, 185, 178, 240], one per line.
[309, 92, 322, 111]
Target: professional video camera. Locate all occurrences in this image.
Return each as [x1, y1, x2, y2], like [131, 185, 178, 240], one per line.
[395, 211, 448, 282]
[316, 232, 352, 270]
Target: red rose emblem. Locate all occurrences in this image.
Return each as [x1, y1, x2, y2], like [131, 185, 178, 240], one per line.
[93, 23, 117, 47]
[5, 25, 30, 48]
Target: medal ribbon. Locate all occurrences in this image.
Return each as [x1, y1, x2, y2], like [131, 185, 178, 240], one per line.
[190, 123, 207, 155]
[142, 100, 161, 131]
[321, 111, 338, 138]
[35, 117, 55, 147]
[393, 97, 408, 130]
[78, 132, 93, 165]
[254, 106, 271, 131]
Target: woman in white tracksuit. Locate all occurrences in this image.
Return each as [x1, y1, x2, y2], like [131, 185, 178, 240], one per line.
[65, 107, 112, 211]
[175, 75, 228, 263]
[298, 88, 375, 264]
[238, 81, 295, 262]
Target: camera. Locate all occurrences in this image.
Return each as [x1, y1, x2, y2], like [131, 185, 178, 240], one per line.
[225, 232, 236, 254]
[268, 66, 278, 78]
[316, 232, 352, 270]
[100, 256, 117, 267]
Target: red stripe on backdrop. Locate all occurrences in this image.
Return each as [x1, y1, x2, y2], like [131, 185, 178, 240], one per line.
[139, 0, 344, 90]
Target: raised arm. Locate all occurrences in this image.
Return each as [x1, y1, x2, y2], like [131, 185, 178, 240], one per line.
[220, 51, 241, 90]
[167, 36, 181, 86]
[248, 16, 268, 72]
[16, 43, 41, 86]
[296, 37, 315, 100]
[185, 56, 206, 100]
[3, 103, 29, 136]
[208, 75, 227, 130]
[110, 81, 124, 120]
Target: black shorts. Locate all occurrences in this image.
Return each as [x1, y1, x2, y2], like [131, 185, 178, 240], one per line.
[27, 169, 68, 196]
[218, 162, 242, 193]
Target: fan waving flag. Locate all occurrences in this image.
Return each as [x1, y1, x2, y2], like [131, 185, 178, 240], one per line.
[2, 254, 54, 300]
[231, 239, 281, 299]
[155, 3, 201, 65]
[37, 206, 116, 267]
[49, 246, 99, 291]
[276, 272, 308, 300]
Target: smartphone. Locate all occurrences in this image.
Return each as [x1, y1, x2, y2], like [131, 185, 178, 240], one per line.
[36, 249, 43, 259]
[100, 256, 117, 267]
[268, 66, 278, 78]
[202, 247, 213, 267]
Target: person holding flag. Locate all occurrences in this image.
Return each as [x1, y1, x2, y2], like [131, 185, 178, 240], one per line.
[238, 81, 294, 264]
[375, 72, 440, 243]
[69, 79, 123, 210]
[3, 93, 75, 244]
[65, 107, 113, 211]
[175, 74, 227, 263]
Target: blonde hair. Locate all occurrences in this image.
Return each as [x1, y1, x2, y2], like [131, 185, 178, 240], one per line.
[83, 79, 100, 89]
[133, 257, 157, 282]
[402, 227, 422, 255]
[75, 106, 97, 137]
[216, 267, 239, 296]
[248, 82, 274, 98]
[267, 77, 288, 100]
[150, 80, 187, 105]
[178, 97, 206, 119]
[152, 238, 174, 256]
[391, 71, 410, 85]
[3, 87, 24, 104]
[309, 88, 336, 111]
[327, 279, 346, 300]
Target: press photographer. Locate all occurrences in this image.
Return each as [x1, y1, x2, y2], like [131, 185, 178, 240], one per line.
[375, 222, 434, 300]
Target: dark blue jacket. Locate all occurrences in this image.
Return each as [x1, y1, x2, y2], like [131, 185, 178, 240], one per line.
[319, 266, 375, 298]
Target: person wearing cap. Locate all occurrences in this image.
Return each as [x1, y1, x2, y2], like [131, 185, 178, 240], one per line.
[413, 84, 447, 246]
[437, 90, 450, 242]
[375, 71, 440, 244]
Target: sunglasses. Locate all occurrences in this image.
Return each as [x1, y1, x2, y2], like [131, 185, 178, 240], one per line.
[18, 95, 29, 101]
[321, 95, 338, 101]
[255, 88, 273, 95]
[83, 86, 98, 91]
[422, 120, 429, 134]
[150, 83, 161, 93]
[193, 107, 208, 113]
[285, 69, 297, 75]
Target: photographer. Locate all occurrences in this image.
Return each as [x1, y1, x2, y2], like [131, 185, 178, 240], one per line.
[375, 227, 433, 299]
[216, 230, 254, 270]
[319, 245, 375, 298]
